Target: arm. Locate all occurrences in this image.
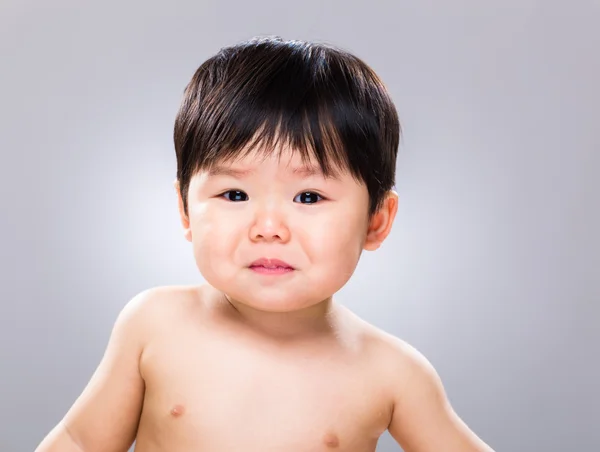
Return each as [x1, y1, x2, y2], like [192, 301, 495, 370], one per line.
[35, 421, 85, 452]
[36, 289, 159, 452]
[388, 345, 494, 452]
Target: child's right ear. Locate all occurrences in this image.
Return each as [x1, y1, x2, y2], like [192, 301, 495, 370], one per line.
[173, 180, 193, 242]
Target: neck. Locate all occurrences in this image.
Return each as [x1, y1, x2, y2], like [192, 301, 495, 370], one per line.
[217, 290, 341, 342]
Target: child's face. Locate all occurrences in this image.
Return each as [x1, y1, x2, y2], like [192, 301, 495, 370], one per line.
[177, 147, 393, 313]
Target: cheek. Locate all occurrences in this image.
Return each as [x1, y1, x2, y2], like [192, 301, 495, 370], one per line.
[301, 208, 367, 268]
[188, 207, 240, 277]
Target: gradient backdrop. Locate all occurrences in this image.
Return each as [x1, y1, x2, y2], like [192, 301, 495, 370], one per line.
[1, 1, 599, 451]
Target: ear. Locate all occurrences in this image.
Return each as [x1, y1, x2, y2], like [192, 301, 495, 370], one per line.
[363, 190, 398, 251]
[174, 179, 193, 242]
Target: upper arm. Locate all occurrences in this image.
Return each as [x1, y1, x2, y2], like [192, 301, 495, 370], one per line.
[55, 289, 160, 452]
[387, 344, 494, 452]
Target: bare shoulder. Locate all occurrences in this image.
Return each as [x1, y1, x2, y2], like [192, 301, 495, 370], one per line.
[108, 284, 206, 358]
[346, 315, 493, 451]
[342, 310, 427, 385]
[121, 284, 205, 328]
[371, 328, 437, 385]
[36, 285, 207, 452]
[351, 316, 450, 413]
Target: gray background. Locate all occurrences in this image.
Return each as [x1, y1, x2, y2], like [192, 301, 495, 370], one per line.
[1, 1, 598, 451]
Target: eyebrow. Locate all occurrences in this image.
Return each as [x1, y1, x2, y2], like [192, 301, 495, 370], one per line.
[207, 164, 339, 180]
[207, 166, 254, 178]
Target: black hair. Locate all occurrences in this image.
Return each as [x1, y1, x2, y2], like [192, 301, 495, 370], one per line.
[174, 36, 400, 217]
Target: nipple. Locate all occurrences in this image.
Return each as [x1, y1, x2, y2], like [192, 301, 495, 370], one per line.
[170, 404, 185, 417]
[323, 432, 339, 448]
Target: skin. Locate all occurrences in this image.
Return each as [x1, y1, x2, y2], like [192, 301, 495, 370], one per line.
[36, 147, 494, 452]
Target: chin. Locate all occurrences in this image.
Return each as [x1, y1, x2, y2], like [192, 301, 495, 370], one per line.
[203, 270, 335, 313]
[233, 292, 317, 313]
[223, 282, 330, 312]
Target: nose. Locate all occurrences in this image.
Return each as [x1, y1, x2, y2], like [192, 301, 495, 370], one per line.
[249, 203, 291, 243]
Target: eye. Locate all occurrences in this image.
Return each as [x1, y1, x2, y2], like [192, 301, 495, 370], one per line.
[221, 190, 248, 202]
[294, 191, 324, 204]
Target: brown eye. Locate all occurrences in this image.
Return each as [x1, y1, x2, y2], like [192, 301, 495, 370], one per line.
[222, 190, 248, 202]
[294, 192, 322, 204]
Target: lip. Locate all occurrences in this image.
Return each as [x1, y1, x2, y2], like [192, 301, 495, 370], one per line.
[249, 258, 294, 270]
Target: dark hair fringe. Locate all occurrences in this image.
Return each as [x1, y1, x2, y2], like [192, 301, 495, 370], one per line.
[174, 36, 400, 216]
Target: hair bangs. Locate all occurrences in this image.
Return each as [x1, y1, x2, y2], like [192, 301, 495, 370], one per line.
[174, 36, 400, 216]
[183, 50, 359, 182]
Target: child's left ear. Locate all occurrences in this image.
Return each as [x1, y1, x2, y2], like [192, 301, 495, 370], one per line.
[363, 190, 398, 251]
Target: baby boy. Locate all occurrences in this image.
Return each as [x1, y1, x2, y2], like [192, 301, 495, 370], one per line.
[36, 36, 494, 452]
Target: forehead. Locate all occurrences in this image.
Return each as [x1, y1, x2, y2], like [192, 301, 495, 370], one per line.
[203, 147, 345, 180]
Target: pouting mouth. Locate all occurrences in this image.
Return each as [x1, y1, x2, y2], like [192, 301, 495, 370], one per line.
[249, 258, 294, 269]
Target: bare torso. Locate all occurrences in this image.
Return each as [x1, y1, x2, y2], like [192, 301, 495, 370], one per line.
[133, 286, 398, 451]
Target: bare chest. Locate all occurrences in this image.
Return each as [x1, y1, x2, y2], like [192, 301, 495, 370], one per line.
[135, 332, 392, 451]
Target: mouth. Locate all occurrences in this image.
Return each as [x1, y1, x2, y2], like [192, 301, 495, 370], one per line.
[249, 258, 295, 274]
